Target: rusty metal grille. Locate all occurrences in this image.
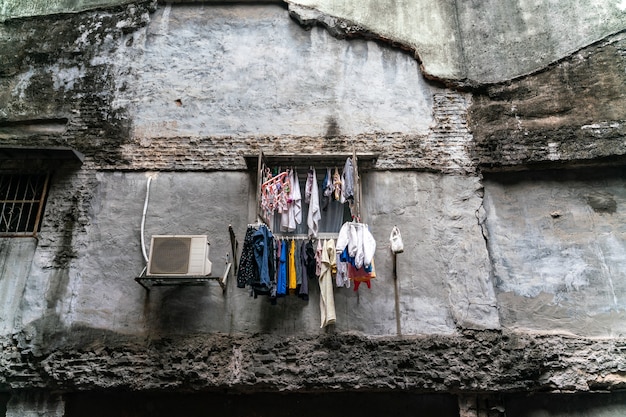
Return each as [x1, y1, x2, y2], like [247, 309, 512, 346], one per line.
[0, 173, 50, 237]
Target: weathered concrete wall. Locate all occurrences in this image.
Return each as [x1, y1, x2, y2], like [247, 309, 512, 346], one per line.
[0, 0, 136, 22]
[0, 239, 36, 334]
[288, 0, 463, 81]
[4, 0, 625, 85]
[1, 171, 498, 342]
[469, 31, 626, 171]
[455, 0, 626, 84]
[0, 2, 625, 414]
[0, 1, 153, 163]
[289, 0, 626, 84]
[365, 172, 499, 332]
[130, 4, 434, 139]
[483, 168, 626, 337]
[2, 330, 626, 393]
[1, 171, 251, 345]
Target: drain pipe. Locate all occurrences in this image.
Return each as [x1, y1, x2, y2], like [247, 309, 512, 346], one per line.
[140, 175, 153, 263]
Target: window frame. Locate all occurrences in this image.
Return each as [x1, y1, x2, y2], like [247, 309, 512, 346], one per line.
[249, 151, 376, 238]
[0, 171, 51, 238]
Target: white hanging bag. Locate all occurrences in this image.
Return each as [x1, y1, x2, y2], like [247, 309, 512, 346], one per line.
[389, 225, 404, 254]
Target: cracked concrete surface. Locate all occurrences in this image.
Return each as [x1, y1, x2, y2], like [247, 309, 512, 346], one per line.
[1, 1, 626, 415]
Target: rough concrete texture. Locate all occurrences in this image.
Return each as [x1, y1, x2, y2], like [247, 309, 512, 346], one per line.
[1, 331, 626, 394]
[0, 3, 478, 174]
[3, 172, 251, 345]
[483, 167, 626, 337]
[2, 171, 497, 343]
[0, 239, 36, 334]
[0, 0, 137, 22]
[288, 0, 463, 81]
[288, 0, 626, 84]
[129, 4, 435, 139]
[454, 0, 626, 84]
[0, 1, 154, 173]
[364, 172, 499, 332]
[4, 0, 625, 85]
[0, 1, 625, 414]
[469, 32, 626, 171]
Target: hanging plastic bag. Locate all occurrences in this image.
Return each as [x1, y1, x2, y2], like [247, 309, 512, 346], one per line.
[389, 226, 404, 254]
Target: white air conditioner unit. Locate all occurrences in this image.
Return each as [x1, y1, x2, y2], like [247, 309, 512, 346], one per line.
[147, 235, 212, 277]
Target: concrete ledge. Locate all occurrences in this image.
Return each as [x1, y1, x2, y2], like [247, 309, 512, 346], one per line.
[2, 330, 625, 393]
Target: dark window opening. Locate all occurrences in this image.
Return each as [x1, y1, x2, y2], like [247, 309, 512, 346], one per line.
[269, 168, 353, 237]
[0, 172, 50, 237]
[248, 151, 377, 239]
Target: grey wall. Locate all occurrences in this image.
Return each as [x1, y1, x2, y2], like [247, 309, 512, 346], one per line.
[483, 169, 626, 337]
[61, 171, 250, 336]
[456, 0, 626, 84]
[0, 239, 37, 334]
[129, 4, 434, 139]
[0, 0, 623, 344]
[6, 167, 625, 342]
[1, 1, 626, 409]
[289, 0, 626, 84]
[0, 0, 135, 21]
[3, 170, 498, 340]
[4, 0, 625, 84]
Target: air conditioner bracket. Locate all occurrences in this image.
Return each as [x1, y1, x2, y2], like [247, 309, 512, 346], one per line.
[135, 262, 231, 292]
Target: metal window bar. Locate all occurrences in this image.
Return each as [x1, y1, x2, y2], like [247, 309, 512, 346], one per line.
[0, 173, 49, 237]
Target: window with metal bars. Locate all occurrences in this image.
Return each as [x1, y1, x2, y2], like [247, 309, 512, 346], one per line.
[0, 173, 50, 237]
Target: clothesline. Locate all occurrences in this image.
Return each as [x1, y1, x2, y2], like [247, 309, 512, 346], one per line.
[273, 233, 339, 240]
[257, 156, 359, 236]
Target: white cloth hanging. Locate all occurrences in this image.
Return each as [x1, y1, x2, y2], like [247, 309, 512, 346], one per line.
[335, 253, 350, 288]
[335, 221, 376, 269]
[307, 168, 321, 238]
[280, 169, 294, 232]
[293, 170, 302, 225]
[319, 239, 337, 328]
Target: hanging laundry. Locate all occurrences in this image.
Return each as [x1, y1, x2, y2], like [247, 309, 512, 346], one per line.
[252, 224, 276, 293]
[305, 168, 314, 204]
[335, 221, 376, 269]
[237, 224, 277, 302]
[260, 170, 288, 221]
[322, 168, 333, 211]
[335, 221, 377, 291]
[333, 167, 342, 201]
[319, 238, 337, 328]
[307, 168, 321, 238]
[237, 225, 260, 289]
[295, 240, 303, 287]
[315, 239, 323, 277]
[298, 240, 310, 300]
[288, 239, 297, 294]
[341, 157, 355, 204]
[280, 169, 294, 232]
[277, 239, 288, 296]
[304, 240, 317, 280]
[292, 169, 302, 226]
[280, 168, 302, 232]
[335, 253, 350, 288]
[349, 259, 376, 291]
